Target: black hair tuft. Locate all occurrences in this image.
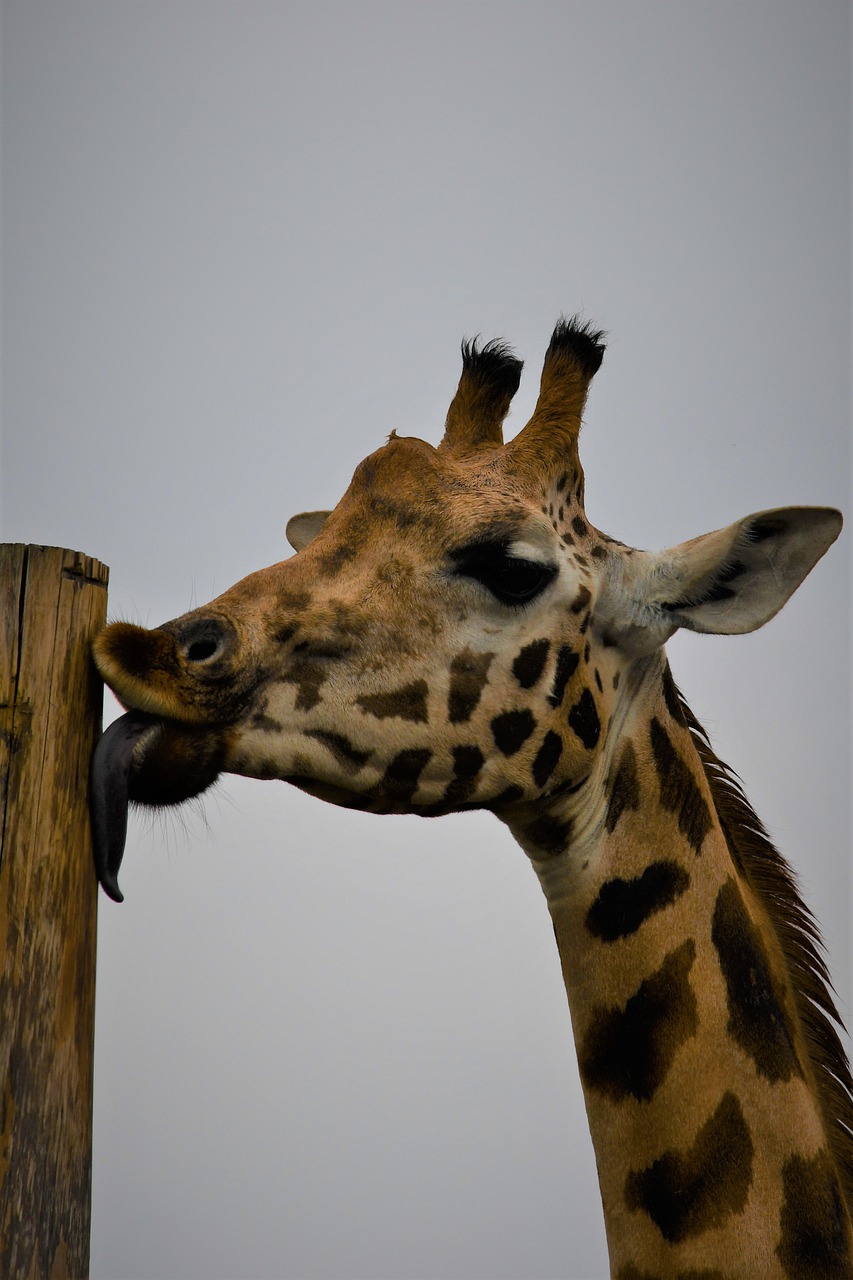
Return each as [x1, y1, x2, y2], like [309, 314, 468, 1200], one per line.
[460, 337, 524, 400]
[547, 315, 607, 378]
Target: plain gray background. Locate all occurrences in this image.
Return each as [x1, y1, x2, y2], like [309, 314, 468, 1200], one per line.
[2, 4, 849, 1278]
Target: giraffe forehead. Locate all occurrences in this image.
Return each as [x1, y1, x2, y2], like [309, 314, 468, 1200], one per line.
[340, 433, 581, 551]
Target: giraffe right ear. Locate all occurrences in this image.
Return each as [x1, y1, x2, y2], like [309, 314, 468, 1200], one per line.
[285, 510, 332, 552]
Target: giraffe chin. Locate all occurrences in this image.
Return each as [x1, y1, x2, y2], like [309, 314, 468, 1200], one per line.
[90, 711, 226, 902]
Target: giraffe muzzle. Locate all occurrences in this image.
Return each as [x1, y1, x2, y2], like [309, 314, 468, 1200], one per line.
[93, 615, 247, 722]
[91, 612, 258, 899]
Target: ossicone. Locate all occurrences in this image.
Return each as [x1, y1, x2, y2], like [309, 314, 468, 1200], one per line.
[505, 314, 607, 467]
[440, 337, 523, 456]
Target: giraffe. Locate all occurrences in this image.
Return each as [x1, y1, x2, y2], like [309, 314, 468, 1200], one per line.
[91, 318, 852, 1279]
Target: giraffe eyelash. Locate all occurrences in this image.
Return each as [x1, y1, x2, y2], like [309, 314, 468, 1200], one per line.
[450, 541, 558, 607]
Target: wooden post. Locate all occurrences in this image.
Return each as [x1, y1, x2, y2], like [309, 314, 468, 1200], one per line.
[0, 545, 108, 1279]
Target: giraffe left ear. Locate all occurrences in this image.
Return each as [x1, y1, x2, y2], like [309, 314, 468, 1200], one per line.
[649, 506, 842, 637]
[598, 506, 842, 656]
[286, 510, 332, 552]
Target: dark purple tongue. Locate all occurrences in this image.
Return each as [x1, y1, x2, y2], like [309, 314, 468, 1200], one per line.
[90, 711, 156, 902]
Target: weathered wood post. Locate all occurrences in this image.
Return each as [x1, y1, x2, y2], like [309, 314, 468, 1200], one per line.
[0, 545, 108, 1279]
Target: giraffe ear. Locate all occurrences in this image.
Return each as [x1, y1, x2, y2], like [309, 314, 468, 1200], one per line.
[649, 506, 842, 637]
[286, 510, 332, 552]
[598, 506, 842, 657]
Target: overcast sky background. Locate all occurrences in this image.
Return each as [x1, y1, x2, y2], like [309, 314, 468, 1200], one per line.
[2, 4, 850, 1279]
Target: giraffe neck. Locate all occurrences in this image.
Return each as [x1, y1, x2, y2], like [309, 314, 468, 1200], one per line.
[509, 656, 853, 1279]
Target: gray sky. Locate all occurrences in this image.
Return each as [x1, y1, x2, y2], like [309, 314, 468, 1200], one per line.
[2, 4, 849, 1278]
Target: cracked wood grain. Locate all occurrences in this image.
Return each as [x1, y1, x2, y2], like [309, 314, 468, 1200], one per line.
[0, 545, 108, 1279]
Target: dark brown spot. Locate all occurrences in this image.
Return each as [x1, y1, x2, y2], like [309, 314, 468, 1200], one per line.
[375, 748, 432, 806]
[366, 495, 428, 532]
[572, 515, 588, 537]
[274, 589, 312, 613]
[591, 544, 608, 561]
[586, 861, 690, 943]
[448, 648, 494, 724]
[357, 679, 429, 723]
[532, 731, 563, 788]
[492, 784, 525, 806]
[304, 730, 372, 774]
[579, 940, 697, 1102]
[649, 718, 711, 853]
[625, 1092, 754, 1242]
[283, 660, 327, 711]
[777, 1149, 852, 1279]
[571, 584, 592, 614]
[712, 878, 801, 1082]
[316, 542, 359, 573]
[292, 641, 350, 661]
[524, 812, 573, 854]
[661, 663, 686, 725]
[251, 695, 282, 733]
[441, 744, 486, 808]
[568, 688, 600, 749]
[605, 740, 640, 832]
[255, 757, 283, 780]
[252, 713, 284, 732]
[543, 772, 588, 801]
[548, 646, 579, 707]
[512, 639, 551, 689]
[329, 601, 371, 643]
[491, 709, 536, 755]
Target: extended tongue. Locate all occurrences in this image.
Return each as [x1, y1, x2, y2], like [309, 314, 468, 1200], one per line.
[90, 712, 156, 903]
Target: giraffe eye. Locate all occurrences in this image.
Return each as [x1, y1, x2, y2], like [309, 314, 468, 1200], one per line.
[453, 543, 557, 606]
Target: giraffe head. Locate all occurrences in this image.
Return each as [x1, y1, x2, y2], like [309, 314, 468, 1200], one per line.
[92, 318, 841, 899]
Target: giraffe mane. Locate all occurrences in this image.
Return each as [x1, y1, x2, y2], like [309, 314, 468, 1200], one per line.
[675, 680, 853, 1216]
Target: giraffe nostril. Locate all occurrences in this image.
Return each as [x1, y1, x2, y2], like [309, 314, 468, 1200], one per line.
[165, 616, 235, 666]
[185, 637, 220, 663]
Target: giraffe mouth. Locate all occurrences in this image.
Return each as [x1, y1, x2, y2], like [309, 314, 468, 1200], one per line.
[90, 711, 227, 902]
